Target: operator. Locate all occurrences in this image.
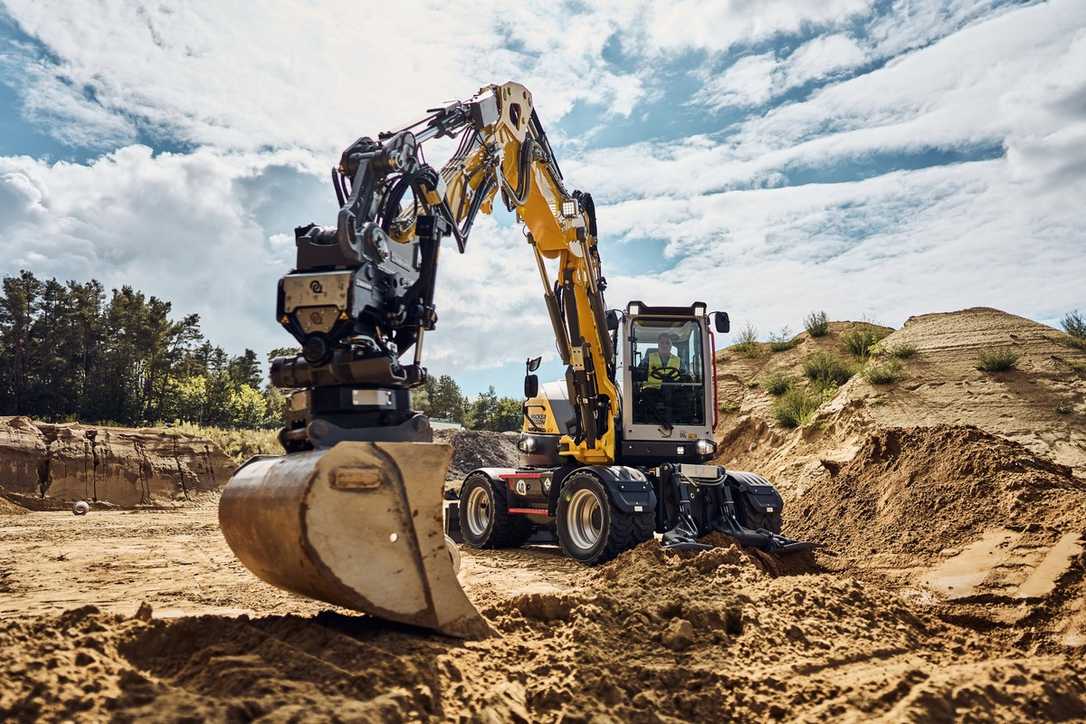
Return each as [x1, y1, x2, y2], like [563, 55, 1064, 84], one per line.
[636, 333, 682, 424]
[642, 333, 681, 389]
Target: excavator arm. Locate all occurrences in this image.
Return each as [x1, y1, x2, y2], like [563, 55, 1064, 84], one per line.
[219, 82, 618, 637]
[292, 81, 618, 462]
[426, 82, 618, 464]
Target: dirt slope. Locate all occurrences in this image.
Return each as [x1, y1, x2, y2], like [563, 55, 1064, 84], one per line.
[714, 307, 1086, 658]
[714, 308, 1086, 488]
[0, 417, 236, 506]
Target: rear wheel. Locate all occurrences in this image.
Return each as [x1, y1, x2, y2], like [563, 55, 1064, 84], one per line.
[557, 472, 654, 565]
[458, 473, 533, 549]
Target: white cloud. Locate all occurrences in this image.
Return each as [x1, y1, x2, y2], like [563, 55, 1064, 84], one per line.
[639, 0, 872, 55]
[696, 53, 780, 109]
[1, 0, 646, 156]
[0, 147, 562, 375]
[0, 0, 1083, 395]
[694, 34, 868, 111]
[566, 0, 1086, 337]
[571, 0, 1086, 200]
[0, 147, 300, 354]
[599, 154, 1084, 337]
[785, 33, 867, 86]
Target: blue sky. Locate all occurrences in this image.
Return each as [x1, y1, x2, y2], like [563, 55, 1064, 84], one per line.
[1, 0, 1084, 397]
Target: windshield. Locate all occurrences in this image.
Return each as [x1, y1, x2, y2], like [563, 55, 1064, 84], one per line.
[630, 317, 705, 427]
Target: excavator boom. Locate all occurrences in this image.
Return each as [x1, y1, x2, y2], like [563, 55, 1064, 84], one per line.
[219, 82, 618, 636]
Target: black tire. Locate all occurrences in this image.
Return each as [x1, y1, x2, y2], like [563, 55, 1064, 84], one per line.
[458, 473, 533, 549]
[556, 472, 654, 565]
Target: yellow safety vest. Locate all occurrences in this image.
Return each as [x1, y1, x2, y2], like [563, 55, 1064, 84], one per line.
[645, 351, 679, 389]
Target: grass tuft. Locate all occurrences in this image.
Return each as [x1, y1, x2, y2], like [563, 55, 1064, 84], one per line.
[761, 371, 795, 396]
[1062, 310, 1086, 339]
[804, 310, 829, 338]
[841, 328, 890, 358]
[732, 322, 762, 357]
[718, 400, 740, 415]
[975, 348, 1021, 372]
[171, 422, 281, 463]
[767, 327, 799, 353]
[885, 343, 917, 359]
[863, 360, 904, 385]
[773, 387, 823, 428]
[803, 351, 856, 388]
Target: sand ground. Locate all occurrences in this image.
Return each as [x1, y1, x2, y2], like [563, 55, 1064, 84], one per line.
[2, 503, 1083, 722]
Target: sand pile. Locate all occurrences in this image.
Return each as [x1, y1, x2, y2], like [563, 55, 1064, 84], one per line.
[0, 417, 235, 506]
[791, 425, 1086, 560]
[434, 429, 518, 483]
[3, 538, 1084, 722]
[713, 308, 1086, 654]
[0, 499, 26, 514]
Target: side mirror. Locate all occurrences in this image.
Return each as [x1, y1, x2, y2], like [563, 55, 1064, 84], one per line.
[714, 312, 730, 334]
[526, 355, 542, 373]
[606, 309, 620, 331]
[524, 374, 539, 399]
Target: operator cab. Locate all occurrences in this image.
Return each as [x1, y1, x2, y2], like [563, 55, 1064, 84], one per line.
[618, 301, 728, 465]
[517, 301, 729, 468]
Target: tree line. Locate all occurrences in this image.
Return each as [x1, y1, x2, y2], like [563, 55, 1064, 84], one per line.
[411, 376, 523, 432]
[0, 270, 524, 432]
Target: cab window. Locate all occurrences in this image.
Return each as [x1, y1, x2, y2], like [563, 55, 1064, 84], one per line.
[629, 318, 705, 426]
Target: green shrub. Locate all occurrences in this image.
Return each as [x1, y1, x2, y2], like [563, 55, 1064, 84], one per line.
[732, 322, 761, 357]
[863, 360, 904, 385]
[762, 371, 794, 396]
[975, 348, 1021, 372]
[171, 422, 280, 464]
[773, 387, 822, 428]
[841, 328, 890, 358]
[886, 343, 917, 359]
[804, 311, 829, 338]
[803, 351, 856, 388]
[1062, 310, 1086, 339]
[718, 400, 740, 414]
[768, 327, 799, 352]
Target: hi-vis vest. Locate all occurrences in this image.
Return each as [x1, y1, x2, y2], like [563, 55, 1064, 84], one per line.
[645, 351, 680, 389]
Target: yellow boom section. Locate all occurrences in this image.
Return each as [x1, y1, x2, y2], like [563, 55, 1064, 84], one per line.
[438, 82, 619, 465]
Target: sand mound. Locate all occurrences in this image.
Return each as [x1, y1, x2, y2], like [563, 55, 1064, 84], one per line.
[792, 425, 1086, 559]
[434, 429, 518, 484]
[4, 537, 1083, 722]
[0, 494, 27, 515]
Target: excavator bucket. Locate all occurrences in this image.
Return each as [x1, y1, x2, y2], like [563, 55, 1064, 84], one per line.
[219, 441, 491, 638]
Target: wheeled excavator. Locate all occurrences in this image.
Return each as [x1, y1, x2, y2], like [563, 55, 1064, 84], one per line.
[219, 82, 806, 640]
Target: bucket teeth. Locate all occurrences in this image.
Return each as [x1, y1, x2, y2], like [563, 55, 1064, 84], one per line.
[219, 441, 492, 638]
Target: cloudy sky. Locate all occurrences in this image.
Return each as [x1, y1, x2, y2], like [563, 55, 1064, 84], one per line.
[1, 0, 1084, 396]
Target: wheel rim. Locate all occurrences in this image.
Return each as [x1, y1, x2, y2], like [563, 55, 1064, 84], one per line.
[465, 485, 492, 538]
[567, 488, 603, 551]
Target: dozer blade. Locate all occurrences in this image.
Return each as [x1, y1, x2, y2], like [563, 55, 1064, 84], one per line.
[219, 441, 492, 638]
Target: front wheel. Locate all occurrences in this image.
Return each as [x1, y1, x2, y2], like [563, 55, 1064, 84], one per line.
[556, 472, 654, 565]
[458, 473, 533, 549]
